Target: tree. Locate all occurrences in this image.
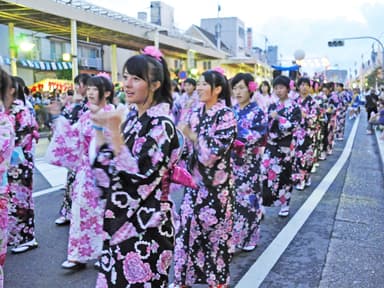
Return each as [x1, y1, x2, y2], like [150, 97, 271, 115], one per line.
[366, 67, 384, 88]
[56, 68, 72, 80]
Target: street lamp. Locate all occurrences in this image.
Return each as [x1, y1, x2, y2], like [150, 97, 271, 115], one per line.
[19, 40, 35, 52]
[62, 53, 71, 62]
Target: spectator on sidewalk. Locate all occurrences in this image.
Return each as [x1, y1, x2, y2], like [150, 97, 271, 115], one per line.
[365, 88, 379, 134]
[368, 99, 384, 139]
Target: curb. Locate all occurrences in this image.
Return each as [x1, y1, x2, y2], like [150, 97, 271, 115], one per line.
[374, 129, 384, 172]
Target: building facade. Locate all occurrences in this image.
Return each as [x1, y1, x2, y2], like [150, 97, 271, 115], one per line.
[201, 17, 246, 57]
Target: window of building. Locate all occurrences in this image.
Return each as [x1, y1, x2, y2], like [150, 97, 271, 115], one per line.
[238, 27, 245, 40]
[50, 41, 65, 61]
[203, 61, 211, 70]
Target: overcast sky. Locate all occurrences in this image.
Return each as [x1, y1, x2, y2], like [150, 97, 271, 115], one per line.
[88, 0, 384, 76]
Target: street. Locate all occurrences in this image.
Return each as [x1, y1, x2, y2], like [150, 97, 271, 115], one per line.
[4, 113, 384, 288]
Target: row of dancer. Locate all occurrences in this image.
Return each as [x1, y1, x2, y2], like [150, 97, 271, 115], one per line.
[43, 45, 352, 287]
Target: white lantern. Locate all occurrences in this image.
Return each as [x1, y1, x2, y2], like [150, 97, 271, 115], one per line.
[294, 49, 305, 61]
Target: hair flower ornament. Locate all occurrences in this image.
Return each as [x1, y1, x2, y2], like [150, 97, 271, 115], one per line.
[141, 46, 163, 61]
[248, 81, 258, 92]
[289, 80, 296, 90]
[212, 66, 225, 76]
[96, 72, 111, 80]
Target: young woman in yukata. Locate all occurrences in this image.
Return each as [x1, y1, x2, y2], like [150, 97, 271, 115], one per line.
[230, 73, 268, 252]
[261, 75, 302, 217]
[90, 46, 180, 287]
[47, 75, 114, 269]
[0, 66, 15, 288]
[173, 69, 237, 288]
[7, 76, 39, 254]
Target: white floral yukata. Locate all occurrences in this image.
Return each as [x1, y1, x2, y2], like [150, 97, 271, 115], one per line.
[46, 105, 113, 263]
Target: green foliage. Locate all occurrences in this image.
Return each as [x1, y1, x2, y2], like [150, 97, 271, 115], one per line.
[366, 67, 384, 87]
[56, 68, 72, 80]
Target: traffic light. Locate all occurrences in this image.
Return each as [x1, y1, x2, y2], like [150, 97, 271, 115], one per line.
[328, 40, 344, 47]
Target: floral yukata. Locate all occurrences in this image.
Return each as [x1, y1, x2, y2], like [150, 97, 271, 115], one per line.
[0, 109, 15, 288]
[172, 90, 200, 126]
[335, 90, 351, 139]
[325, 92, 341, 154]
[292, 95, 318, 184]
[231, 102, 268, 249]
[58, 100, 89, 220]
[174, 100, 237, 287]
[7, 99, 39, 247]
[93, 103, 180, 287]
[171, 91, 201, 168]
[253, 92, 277, 114]
[313, 92, 328, 162]
[261, 99, 301, 207]
[46, 105, 113, 263]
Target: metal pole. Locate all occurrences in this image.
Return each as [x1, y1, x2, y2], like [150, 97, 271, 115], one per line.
[154, 29, 159, 49]
[70, 19, 78, 80]
[333, 36, 384, 72]
[110, 44, 118, 83]
[8, 23, 17, 76]
[382, 48, 384, 75]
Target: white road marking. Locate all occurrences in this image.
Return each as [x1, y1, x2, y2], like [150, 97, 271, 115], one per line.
[33, 185, 65, 198]
[34, 160, 67, 187]
[236, 116, 360, 288]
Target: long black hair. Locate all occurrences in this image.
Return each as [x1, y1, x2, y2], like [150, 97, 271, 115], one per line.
[201, 70, 231, 107]
[74, 73, 91, 86]
[123, 54, 172, 107]
[0, 66, 11, 106]
[12, 76, 27, 104]
[259, 80, 271, 95]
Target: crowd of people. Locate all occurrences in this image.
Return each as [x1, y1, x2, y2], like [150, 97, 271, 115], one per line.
[0, 45, 368, 287]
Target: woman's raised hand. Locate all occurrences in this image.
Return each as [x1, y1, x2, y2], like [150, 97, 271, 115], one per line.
[90, 106, 125, 134]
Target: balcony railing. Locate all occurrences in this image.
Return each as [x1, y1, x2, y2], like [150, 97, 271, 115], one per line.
[78, 57, 103, 70]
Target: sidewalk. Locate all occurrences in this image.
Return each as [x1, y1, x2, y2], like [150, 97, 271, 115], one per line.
[319, 113, 384, 287]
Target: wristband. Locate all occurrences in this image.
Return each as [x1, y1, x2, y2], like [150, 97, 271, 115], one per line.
[92, 124, 105, 132]
[51, 114, 60, 120]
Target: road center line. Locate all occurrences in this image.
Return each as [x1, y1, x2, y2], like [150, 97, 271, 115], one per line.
[236, 116, 360, 288]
